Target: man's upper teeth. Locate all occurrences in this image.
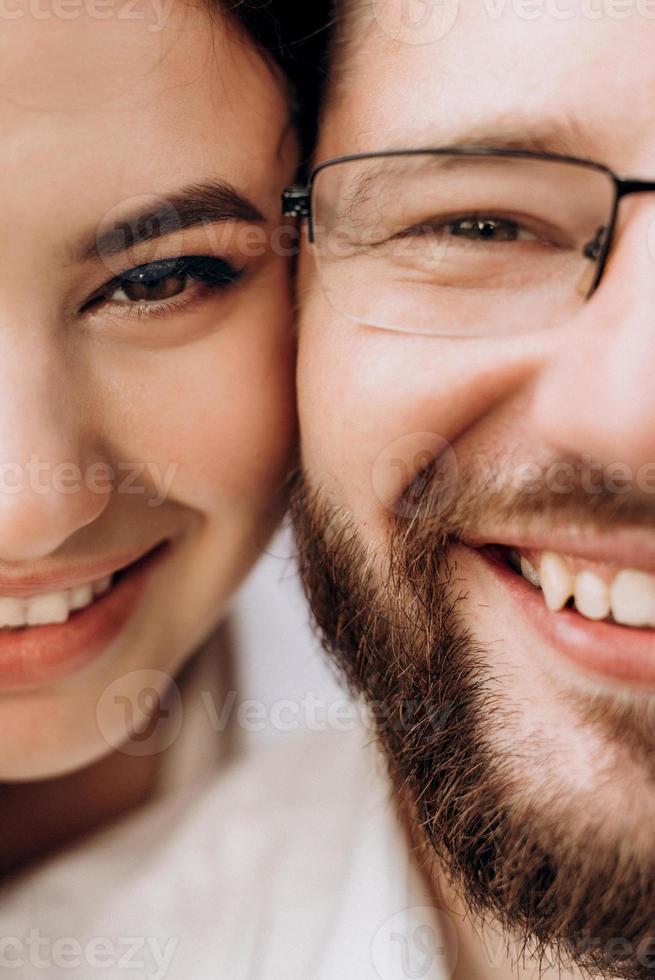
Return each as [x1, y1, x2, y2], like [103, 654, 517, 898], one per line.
[0, 574, 113, 630]
[575, 569, 611, 622]
[539, 553, 572, 613]
[519, 550, 655, 628]
[610, 570, 655, 628]
[520, 556, 541, 589]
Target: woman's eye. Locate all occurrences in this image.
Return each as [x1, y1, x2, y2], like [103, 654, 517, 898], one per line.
[93, 256, 244, 310]
[113, 263, 187, 304]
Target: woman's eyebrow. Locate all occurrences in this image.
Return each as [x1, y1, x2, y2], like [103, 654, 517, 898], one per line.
[72, 179, 266, 264]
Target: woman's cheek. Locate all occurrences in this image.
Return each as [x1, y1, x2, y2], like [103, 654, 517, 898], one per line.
[90, 286, 296, 517]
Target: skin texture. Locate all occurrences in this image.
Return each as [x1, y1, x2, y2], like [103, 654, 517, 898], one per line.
[296, 1, 655, 976]
[0, 4, 296, 797]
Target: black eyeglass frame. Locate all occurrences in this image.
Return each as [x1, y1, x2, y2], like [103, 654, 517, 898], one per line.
[282, 147, 655, 299]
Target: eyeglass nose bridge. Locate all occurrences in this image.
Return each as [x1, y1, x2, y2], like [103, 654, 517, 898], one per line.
[589, 176, 655, 297]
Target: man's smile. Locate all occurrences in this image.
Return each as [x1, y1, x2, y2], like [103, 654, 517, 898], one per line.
[507, 547, 655, 627]
[475, 543, 655, 687]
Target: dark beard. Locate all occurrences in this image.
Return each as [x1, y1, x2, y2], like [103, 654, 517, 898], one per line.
[290, 458, 655, 980]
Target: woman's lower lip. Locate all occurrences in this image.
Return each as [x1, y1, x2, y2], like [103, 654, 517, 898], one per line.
[477, 546, 655, 687]
[0, 543, 169, 691]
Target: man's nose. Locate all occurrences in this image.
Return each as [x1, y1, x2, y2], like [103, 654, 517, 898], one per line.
[0, 330, 110, 561]
[531, 208, 655, 474]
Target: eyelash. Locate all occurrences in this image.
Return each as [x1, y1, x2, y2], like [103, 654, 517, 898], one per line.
[83, 256, 246, 321]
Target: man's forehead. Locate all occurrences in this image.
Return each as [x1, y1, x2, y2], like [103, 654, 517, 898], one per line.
[324, 0, 655, 170]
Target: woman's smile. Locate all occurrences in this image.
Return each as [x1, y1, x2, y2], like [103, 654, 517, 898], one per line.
[0, 541, 170, 689]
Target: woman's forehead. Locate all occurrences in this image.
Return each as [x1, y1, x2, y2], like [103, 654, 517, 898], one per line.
[1, 6, 278, 105]
[0, 6, 292, 229]
[0, 2, 193, 103]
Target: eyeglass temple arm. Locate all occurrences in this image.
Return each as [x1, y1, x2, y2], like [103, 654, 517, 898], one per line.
[616, 177, 655, 198]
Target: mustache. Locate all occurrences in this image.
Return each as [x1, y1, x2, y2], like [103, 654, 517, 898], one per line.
[395, 448, 655, 550]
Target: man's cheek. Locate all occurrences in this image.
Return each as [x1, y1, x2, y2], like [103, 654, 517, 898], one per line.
[300, 352, 457, 534]
[299, 353, 382, 514]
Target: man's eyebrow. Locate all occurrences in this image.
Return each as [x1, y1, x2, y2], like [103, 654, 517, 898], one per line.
[73, 179, 266, 264]
[337, 118, 597, 216]
[386, 116, 592, 159]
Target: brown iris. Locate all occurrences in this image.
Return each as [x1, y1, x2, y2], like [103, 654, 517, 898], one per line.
[120, 271, 187, 302]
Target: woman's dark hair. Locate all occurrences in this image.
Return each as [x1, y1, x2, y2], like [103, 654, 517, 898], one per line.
[219, 0, 333, 163]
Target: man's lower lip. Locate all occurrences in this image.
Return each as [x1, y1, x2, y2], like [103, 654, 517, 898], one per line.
[0, 543, 169, 691]
[477, 546, 655, 687]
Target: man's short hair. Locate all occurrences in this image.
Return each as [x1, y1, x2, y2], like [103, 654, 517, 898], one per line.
[325, 0, 375, 112]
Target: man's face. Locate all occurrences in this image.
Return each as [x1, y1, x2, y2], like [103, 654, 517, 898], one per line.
[295, 1, 655, 974]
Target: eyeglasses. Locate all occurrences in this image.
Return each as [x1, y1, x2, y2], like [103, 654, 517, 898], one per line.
[282, 148, 655, 338]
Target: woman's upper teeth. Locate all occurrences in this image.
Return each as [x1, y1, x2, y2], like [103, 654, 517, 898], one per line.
[519, 550, 655, 628]
[0, 574, 112, 630]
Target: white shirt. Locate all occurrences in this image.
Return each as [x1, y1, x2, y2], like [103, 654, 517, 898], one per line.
[0, 705, 452, 978]
[0, 546, 454, 980]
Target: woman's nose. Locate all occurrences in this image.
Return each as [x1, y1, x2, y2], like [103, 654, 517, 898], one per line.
[0, 330, 111, 561]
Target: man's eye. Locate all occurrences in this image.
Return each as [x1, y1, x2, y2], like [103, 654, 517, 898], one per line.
[92, 256, 244, 309]
[448, 217, 529, 242]
[391, 213, 543, 248]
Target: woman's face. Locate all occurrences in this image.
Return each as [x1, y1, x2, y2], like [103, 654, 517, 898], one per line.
[0, 5, 296, 778]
